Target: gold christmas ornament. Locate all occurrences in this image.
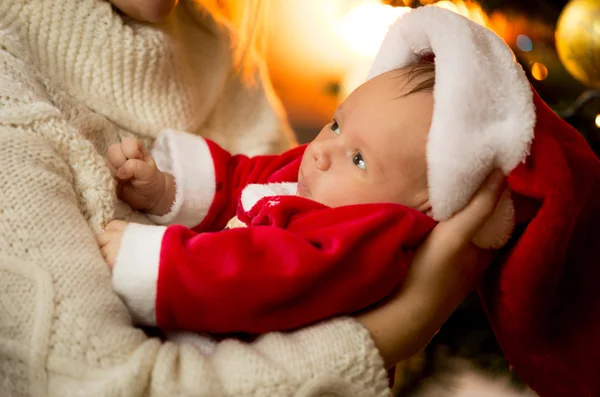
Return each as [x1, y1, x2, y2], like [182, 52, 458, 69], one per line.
[555, 0, 600, 88]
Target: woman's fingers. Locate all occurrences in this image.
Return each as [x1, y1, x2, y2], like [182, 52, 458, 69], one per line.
[413, 169, 506, 290]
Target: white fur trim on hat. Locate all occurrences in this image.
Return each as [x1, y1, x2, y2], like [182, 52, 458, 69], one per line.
[367, 7, 535, 248]
[368, 7, 535, 227]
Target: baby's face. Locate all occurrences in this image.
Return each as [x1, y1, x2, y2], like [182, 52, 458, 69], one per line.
[297, 68, 434, 211]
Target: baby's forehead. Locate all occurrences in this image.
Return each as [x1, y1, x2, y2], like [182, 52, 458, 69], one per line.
[338, 63, 434, 135]
[344, 65, 434, 156]
[343, 70, 431, 115]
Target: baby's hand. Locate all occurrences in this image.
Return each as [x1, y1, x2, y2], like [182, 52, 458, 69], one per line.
[106, 138, 174, 215]
[97, 220, 129, 269]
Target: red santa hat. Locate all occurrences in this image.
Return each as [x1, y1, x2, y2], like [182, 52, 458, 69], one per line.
[368, 6, 600, 397]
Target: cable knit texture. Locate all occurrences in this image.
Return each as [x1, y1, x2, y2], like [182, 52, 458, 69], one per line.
[0, 1, 389, 396]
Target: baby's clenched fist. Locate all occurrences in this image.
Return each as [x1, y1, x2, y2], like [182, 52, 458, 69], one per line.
[106, 138, 175, 215]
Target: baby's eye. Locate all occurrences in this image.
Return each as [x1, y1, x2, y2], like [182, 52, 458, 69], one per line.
[330, 120, 341, 135]
[352, 152, 366, 170]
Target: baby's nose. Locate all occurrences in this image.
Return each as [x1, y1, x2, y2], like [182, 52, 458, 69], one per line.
[312, 144, 331, 171]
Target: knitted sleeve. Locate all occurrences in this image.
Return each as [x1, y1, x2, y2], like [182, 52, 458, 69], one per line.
[0, 45, 390, 397]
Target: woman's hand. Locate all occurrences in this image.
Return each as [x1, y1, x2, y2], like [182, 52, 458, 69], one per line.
[110, 0, 178, 23]
[357, 170, 507, 368]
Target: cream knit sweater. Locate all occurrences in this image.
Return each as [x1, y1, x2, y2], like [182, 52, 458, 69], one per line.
[0, 1, 390, 396]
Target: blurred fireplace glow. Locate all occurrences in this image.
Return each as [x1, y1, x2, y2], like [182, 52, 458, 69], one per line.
[434, 0, 490, 28]
[266, 0, 513, 132]
[339, 0, 497, 99]
[335, 0, 498, 63]
[337, 3, 410, 58]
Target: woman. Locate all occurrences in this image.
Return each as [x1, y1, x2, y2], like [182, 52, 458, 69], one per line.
[0, 0, 502, 395]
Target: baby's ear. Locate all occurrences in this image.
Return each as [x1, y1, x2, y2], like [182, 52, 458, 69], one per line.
[471, 188, 515, 249]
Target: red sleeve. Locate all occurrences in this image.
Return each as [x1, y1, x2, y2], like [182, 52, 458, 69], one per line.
[148, 129, 304, 231]
[196, 141, 304, 232]
[156, 199, 436, 334]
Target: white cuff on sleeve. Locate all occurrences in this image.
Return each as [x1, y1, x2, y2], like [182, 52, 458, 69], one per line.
[148, 129, 216, 228]
[112, 223, 167, 326]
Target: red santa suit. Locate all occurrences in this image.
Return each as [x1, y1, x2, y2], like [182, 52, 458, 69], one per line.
[112, 133, 437, 334]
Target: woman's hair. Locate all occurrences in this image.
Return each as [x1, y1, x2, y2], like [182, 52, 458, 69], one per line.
[200, 0, 268, 80]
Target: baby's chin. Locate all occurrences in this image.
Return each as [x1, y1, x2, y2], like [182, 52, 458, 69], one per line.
[295, 179, 311, 198]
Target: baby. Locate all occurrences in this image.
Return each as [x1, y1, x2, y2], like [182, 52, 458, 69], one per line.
[98, 62, 448, 334]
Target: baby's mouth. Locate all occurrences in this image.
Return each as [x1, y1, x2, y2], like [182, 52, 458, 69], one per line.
[296, 178, 310, 197]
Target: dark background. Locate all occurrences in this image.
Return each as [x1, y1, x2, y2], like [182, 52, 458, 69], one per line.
[483, 0, 599, 158]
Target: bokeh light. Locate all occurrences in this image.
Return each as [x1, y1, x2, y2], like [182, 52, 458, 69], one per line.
[516, 34, 533, 51]
[595, 114, 600, 128]
[531, 62, 549, 80]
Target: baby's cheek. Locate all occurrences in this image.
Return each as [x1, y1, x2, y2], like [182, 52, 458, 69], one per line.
[346, 182, 393, 206]
[320, 182, 362, 208]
